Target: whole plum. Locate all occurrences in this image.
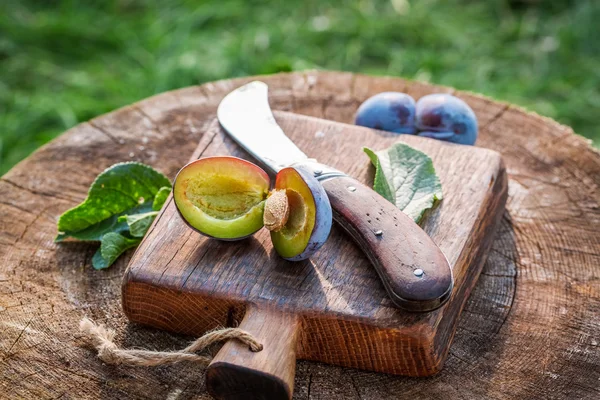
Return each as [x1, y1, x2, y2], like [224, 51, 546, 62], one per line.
[415, 94, 478, 145]
[355, 92, 417, 134]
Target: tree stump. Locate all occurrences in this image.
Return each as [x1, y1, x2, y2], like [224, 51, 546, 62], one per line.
[1, 71, 598, 399]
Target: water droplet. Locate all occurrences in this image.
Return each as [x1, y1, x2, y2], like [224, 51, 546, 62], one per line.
[374, 229, 383, 236]
[347, 186, 356, 192]
[414, 269, 424, 277]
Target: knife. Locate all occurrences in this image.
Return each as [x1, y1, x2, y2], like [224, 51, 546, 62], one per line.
[217, 81, 453, 312]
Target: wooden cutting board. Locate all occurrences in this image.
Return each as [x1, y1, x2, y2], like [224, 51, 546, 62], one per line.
[122, 111, 507, 399]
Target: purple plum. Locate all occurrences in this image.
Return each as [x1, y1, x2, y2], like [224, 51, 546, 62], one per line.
[415, 94, 478, 145]
[355, 92, 417, 134]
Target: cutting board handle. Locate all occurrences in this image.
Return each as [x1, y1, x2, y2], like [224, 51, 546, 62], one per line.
[206, 304, 300, 400]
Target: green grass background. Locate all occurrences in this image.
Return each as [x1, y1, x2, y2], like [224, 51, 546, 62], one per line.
[2, 0, 599, 175]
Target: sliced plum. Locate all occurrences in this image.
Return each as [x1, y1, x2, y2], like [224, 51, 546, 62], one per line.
[266, 167, 332, 261]
[173, 156, 269, 240]
[173, 157, 332, 260]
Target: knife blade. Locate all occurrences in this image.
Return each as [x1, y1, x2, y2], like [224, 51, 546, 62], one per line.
[217, 81, 453, 312]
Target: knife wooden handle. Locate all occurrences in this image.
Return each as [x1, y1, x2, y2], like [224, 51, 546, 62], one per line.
[319, 175, 453, 312]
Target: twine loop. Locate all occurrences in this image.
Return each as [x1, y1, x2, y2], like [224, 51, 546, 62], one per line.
[79, 317, 262, 367]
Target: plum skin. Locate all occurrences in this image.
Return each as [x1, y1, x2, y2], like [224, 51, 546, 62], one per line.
[355, 92, 417, 134]
[415, 94, 478, 145]
[272, 166, 332, 261]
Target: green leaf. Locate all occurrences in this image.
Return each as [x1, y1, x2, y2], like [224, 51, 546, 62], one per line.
[57, 162, 171, 234]
[118, 211, 159, 237]
[92, 233, 141, 270]
[364, 144, 443, 223]
[152, 186, 171, 211]
[55, 162, 172, 269]
[363, 147, 394, 203]
[55, 201, 153, 242]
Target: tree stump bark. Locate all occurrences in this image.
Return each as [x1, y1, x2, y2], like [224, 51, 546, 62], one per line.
[1, 71, 598, 399]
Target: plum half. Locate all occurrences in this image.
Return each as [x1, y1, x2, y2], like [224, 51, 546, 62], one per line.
[266, 167, 332, 261]
[173, 156, 270, 240]
[173, 156, 332, 261]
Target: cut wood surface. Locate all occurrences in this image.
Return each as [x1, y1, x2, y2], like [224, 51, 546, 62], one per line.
[1, 71, 599, 399]
[122, 111, 507, 386]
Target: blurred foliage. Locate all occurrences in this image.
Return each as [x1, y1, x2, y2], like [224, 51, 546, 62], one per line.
[1, 0, 599, 174]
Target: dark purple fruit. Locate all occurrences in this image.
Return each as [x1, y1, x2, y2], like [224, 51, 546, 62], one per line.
[355, 92, 417, 134]
[415, 94, 478, 145]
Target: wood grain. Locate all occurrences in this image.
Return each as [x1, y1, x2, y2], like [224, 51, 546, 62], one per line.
[1, 71, 599, 400]
[206, 305, 299, 400]
[122, 110, 508, 381]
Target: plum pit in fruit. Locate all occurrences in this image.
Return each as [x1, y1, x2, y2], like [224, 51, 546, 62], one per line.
[269, 167, 332, 261]
[173, 157, 332, 261]
[263, 189, 290, 232]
